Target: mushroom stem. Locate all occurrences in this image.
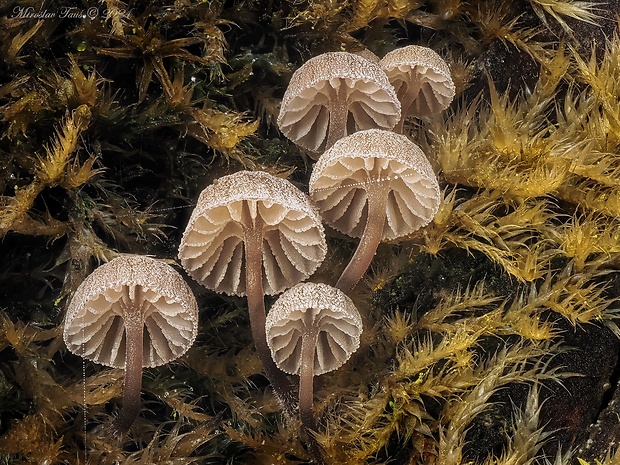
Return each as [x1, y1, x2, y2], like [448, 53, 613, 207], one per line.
[299, 330, 317, 432]
[326, 83, 349, 150]
[299, 328, 326, 464]
[111, 309, 144, 437]
[394, 83, 420, 134]
[243, 203, 297, 415]
[336, 182, 389, 295]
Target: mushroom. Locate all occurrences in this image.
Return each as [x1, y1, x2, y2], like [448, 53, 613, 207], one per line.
[63, 255, 198, 437]
[309, 129, 441, 294]
[277, 51, 401, 153]
[379, 45, 455, 133]
[178, 170, 327, 412]
[265, 282, 362, 431]
[353, 48, 381, 64]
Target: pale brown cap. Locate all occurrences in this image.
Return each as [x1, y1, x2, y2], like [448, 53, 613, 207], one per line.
[179, 170, 327, 296]
[63, 255, 199, 369]
[277, 52, 401, 152]
[265, 282, 362, 376]
[309, 129, 440, 240]
[380, 45, 455, 117]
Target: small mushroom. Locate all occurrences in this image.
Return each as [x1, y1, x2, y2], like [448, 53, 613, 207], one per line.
[277, 51, 401, 153]
[266, 282, 362, 431]
[309, 129, 441, 294]
[63, 255, 198, 437]
[178, 170, 327, 412]
[379, 45, 455, 132]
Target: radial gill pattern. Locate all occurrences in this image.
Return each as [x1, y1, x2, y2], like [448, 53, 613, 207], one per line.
[266, 283, 362, 376]
[380, 45, 455, 117]
[309, 129, 441, 240]
[63, 255, 199, 368]
[179, 171, 327, 296]
[277, 52, 400, 152]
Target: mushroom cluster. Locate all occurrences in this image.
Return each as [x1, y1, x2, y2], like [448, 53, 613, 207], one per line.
[178, 170, 327, 411]
[278, 46, 452, 295]
[177, 45, 450, 447]
[278, 47, 454, 150]
[267, 45, 452, 447]
[63, 43, 453, 457]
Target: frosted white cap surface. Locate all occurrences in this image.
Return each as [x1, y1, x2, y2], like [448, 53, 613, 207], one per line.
[380, 45, 455, 117]
[63, 255, 199, 368]
[179, 170, 327, 296]
[309, 129, 440, 240]
[266, 282, 362, 376]
[277, 52, 400, 152]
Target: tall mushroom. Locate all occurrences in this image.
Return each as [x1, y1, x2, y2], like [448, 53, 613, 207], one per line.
[265, 282, 362, 432]
[379, 45, 455, 133]
[63, 255, 198, 437]
[309, 129, 441, 294]
[277, 51, 401, 153]
[178, 170, 327, 412]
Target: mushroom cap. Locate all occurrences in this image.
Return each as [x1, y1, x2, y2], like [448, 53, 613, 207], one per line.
[277, 52, 401, 152]
[309, 128, 441, 241]
[178, 170, 327, 296]
[353, 48, 381, 64]
[379, 45, 455, 117]
[266, 282, 362, 376]
[63, 255, 199, 369]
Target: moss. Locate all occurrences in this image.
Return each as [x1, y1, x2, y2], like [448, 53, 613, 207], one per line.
[2, 0, 620, 463]
[374, 248, 516, 315]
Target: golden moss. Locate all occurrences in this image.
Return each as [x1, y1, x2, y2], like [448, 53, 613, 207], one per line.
[0, 413, 64, 464]
[1, 0, 620, 464]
